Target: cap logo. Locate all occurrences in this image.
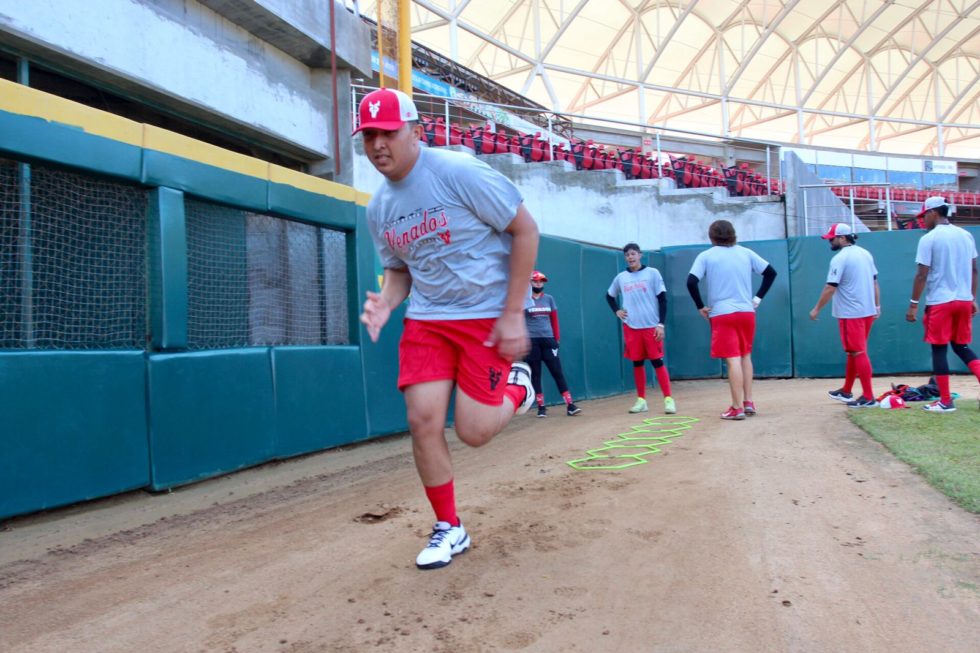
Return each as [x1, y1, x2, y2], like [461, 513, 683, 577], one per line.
[368, 100, 381, 119]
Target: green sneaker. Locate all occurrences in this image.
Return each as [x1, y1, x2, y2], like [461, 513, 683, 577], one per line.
[629, 397, 649, 413]
[663, 396, 676, 414]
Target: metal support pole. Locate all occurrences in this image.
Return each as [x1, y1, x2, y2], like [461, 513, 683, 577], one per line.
[885, 185, 893, 232]
[397, 0, 412, 95]
[16, 57, 33, 346]
[547, 115, 553, 158]
[848, 187, 855, 230]
[765, 145, 771, 195]
[802, 188, 809, 237]
[656, 133, 662, 177]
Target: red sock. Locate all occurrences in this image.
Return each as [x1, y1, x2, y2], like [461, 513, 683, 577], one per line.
[854, 352, 873, 399]
[561, 391, 572, 405]
[843, 355, 856, 393]
[936, 374, 952, 404]
[504, 384, 527, 413]
[633, 365, 646, 399]
[655, 366, 672, 397]
[536, 393, 545, 407]
[424, 479, 458, 526]
[969, 359, 980, 384]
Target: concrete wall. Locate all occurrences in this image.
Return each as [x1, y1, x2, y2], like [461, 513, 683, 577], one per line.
[353, 143, 787, 249]
[0, 0, 371, 181]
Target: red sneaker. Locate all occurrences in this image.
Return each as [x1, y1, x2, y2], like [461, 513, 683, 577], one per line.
[721, 406, 746, 420]
[743, 400, 756, 416]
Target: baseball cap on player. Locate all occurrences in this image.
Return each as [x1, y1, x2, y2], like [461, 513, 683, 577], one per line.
[821, 223, 853, 240]
[915, 196, 948, 218]
[531, 270, 548, 282]
[352, 88, 419, 135]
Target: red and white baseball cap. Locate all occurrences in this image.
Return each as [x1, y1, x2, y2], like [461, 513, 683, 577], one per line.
[878, 395, 907, 409]
[914, 196, 947, 218]
[531, 270, 548, 282]
[821, 223, 853, 240]
[352, 88, 419, 135]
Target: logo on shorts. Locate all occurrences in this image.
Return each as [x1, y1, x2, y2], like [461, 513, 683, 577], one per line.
[488, 367, 501, 390]
[551, 348, 559, 357]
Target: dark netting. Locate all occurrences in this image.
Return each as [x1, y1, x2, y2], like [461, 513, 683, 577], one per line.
[0, 161, 22, 348]
[0, 162, 147, 349]
[185, 198, 349, 349]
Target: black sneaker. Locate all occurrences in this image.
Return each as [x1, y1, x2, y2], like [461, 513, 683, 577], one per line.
[828, 388, 853, 403]
[536, 405, 547, 418]
[566, 403, 582, 416]
[847, 396, 877, 408]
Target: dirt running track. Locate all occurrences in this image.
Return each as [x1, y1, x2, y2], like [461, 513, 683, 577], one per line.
[1, 378, 978, 653]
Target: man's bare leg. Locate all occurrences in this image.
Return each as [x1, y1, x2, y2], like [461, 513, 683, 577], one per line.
[725, 357, 744, 408]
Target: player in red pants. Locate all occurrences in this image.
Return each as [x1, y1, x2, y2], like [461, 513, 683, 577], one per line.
[356, 88, 539, 569]
[906, 196, 980, 413]
[809, 223, 881, 408]
[607, 243, 676, 415]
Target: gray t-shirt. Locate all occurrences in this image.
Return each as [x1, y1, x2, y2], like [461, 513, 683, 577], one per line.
[689, 245, 769, 317]
[366, 147, 524, 319]
[915, 224, 978, 305]
[525, 294, 557, 338]
[607, 266, 666, 328]
[826, 245, 878, 319]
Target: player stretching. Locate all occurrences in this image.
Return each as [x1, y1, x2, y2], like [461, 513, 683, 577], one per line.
[687, 220, 777, 420]
[525, 270, 582, 417]
[809, 223, 881, 408]
[356, 88, 538, 568]
[906, 196, 980, 413]
[607, 243, 676, 415]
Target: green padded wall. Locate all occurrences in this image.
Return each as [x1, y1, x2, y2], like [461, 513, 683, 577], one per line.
[742, 239, 793, 378]
[0, 352, 149, 520]
[578, 244, 627, 398]
[271, 346, 368, 457]
[146, 350, 276, 490]
[0, 112, 143, 182]
[141, 151, 268, 211]
[355, 210, 407, 436]
[661, 244, 719, 379]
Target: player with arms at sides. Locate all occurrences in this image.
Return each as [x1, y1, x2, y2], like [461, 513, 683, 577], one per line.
[606, 243, 677, 415]
[524, 270, 582, 417]
[687, 220, 777, 420]
[356, 88, 539, 569]
[809, 223, 881, 408]
[906, 196, 980, 413]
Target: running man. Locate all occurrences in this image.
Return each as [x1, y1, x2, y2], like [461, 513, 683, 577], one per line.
[906, 196, 980, 413]
[687, 220, 777, 420]
[525, 270, 582, 417]
[606, 243, 677, 414]
[809, 223, 880, 408]
[356, 88, 538, 569]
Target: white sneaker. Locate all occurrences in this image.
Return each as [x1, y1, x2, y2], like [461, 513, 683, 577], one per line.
[508, 362, 536, 415]
[416, 521, 470, 570]
[629, 397, 648, 413]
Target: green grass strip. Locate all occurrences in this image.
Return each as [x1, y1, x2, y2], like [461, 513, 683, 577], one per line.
[849, 405, 980, 513]
[567, 416, 700, 470]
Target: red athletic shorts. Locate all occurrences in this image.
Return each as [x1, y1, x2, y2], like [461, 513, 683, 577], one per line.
[838, 316, 875, 353]
[709, 311, 756, 358]
[923, 300, 974, 345]
[623, 324, 664, 361]
[398, 318, 511, 406]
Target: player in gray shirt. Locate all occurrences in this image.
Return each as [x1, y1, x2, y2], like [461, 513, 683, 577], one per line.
[356, 88, 539, 569]
[809, 223, 880, 408]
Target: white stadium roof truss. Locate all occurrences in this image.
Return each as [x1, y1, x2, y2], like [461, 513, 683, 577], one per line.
[361, 0, 979, 157]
